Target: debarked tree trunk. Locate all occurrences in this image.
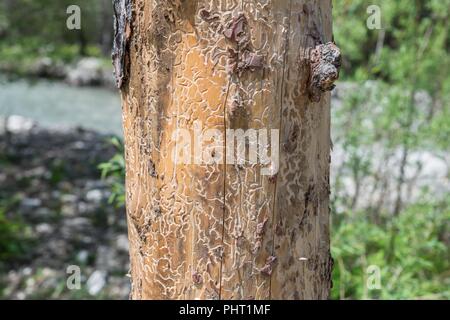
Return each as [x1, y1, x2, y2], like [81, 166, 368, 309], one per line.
[114, 0, 340, 300]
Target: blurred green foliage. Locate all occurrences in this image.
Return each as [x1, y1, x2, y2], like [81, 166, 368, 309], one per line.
[331, 0, 449, 299]
[0, 202, 32, 265]
[0, 0, 113, 74]
[0, 210, 24, 262]
[332, 198, 450, 299]
[99, 137, 126, 208]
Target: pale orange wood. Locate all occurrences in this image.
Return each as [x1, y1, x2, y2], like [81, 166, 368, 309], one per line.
[122, 0, 228, 299]
[220, 0, 290, 300]
[120, 0, 336, 300]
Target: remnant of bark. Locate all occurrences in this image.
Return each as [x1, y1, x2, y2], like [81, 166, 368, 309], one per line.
[251, 240, 261, 254]
[199, 9, 220, 23]
[213, 246, 224, 261]
[256, 218, 269, 237]
[325, 252, 334, 288]
[192, 271, 203, 285]
[252, 218, 269, 254]
[224, 13, 264, 74]
[268, 173, 277, 184]
[226, 48, 239, 74]
[308, 42, 341, 102]
[259, 256, 277, 276]
[148, 159, 157, 178]
[223, 14, 248, 45]
[112, 0, 132, 89]
[238, 50, 264, 71]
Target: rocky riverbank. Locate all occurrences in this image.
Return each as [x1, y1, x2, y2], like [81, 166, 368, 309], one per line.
[1, 57, 116, 89]
[0, 116, 129, 299]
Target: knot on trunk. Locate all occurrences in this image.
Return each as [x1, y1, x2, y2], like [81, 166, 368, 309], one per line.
[309, 42, 341, 102]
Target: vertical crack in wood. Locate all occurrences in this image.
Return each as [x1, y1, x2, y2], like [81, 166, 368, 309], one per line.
[269, 0, 293, 299]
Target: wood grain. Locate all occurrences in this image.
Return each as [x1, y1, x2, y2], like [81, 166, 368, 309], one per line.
[120, 0, 335, 300]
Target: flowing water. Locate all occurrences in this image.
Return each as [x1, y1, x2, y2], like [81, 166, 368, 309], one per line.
[0, 77, 123, 136]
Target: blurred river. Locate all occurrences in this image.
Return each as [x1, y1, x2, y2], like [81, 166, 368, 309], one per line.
[0, 77, 123, 136]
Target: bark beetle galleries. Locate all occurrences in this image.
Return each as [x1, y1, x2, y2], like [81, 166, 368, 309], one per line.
[121, 0, 335, 300]
[309, 42, 341, 102]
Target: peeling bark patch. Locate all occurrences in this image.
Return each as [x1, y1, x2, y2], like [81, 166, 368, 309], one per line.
[213, 246, 224, 261]
[192, 271, 203, 285]
[259, 256, 277, 276]
[224, 14, 264, 74]
[148, 159, 157, 178]
[283, 124, 300, 153]
[308, 42, 341, 102]
[112, 0, 132, 89]
[226, 48, 239, 75]
[252, 217, 269, 254]
[268, 173, 277, 184]
[256, 218, 268, 237]
[327, 254, 334, 289]
[223, 14, 248, 45]
[231, 49, 264, 74]
[251, 240, 261, 254]
[238, 51, 264, 71]
[199, 9, 220, 23]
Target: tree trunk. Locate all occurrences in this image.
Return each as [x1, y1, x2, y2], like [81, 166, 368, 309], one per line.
[115, 0, 340, 300]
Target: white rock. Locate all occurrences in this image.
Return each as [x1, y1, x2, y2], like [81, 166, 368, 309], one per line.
[22, 267, 33, 276]
[86, 189, 103, 203]
[35, 207, 52, 218]
[66, 58, 103, 86]
[61, 194, 78, 204]
[76, 250, 89, 264]
[64, 217, 89, 229]
[36, 223, 53, 234]
[86, 270, 107, 296]
[16, 291, 26, 300]
[21, 197, 42, 208]
[116, 235, 129, 252]
[61, 203, 77, 217]
[0, 115, 35, 134]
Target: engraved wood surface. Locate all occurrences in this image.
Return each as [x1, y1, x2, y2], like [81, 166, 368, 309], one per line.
[119, 0, 337, 300]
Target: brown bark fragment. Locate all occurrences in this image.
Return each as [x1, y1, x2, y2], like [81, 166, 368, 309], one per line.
[309, 42, 341, 102]
[260, 256, 277, 276]
[112, 0, 132, 88]
[192, 271, 203, 285]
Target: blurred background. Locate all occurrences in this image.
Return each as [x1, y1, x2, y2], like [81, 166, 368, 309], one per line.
[0, 0, 448, 299]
